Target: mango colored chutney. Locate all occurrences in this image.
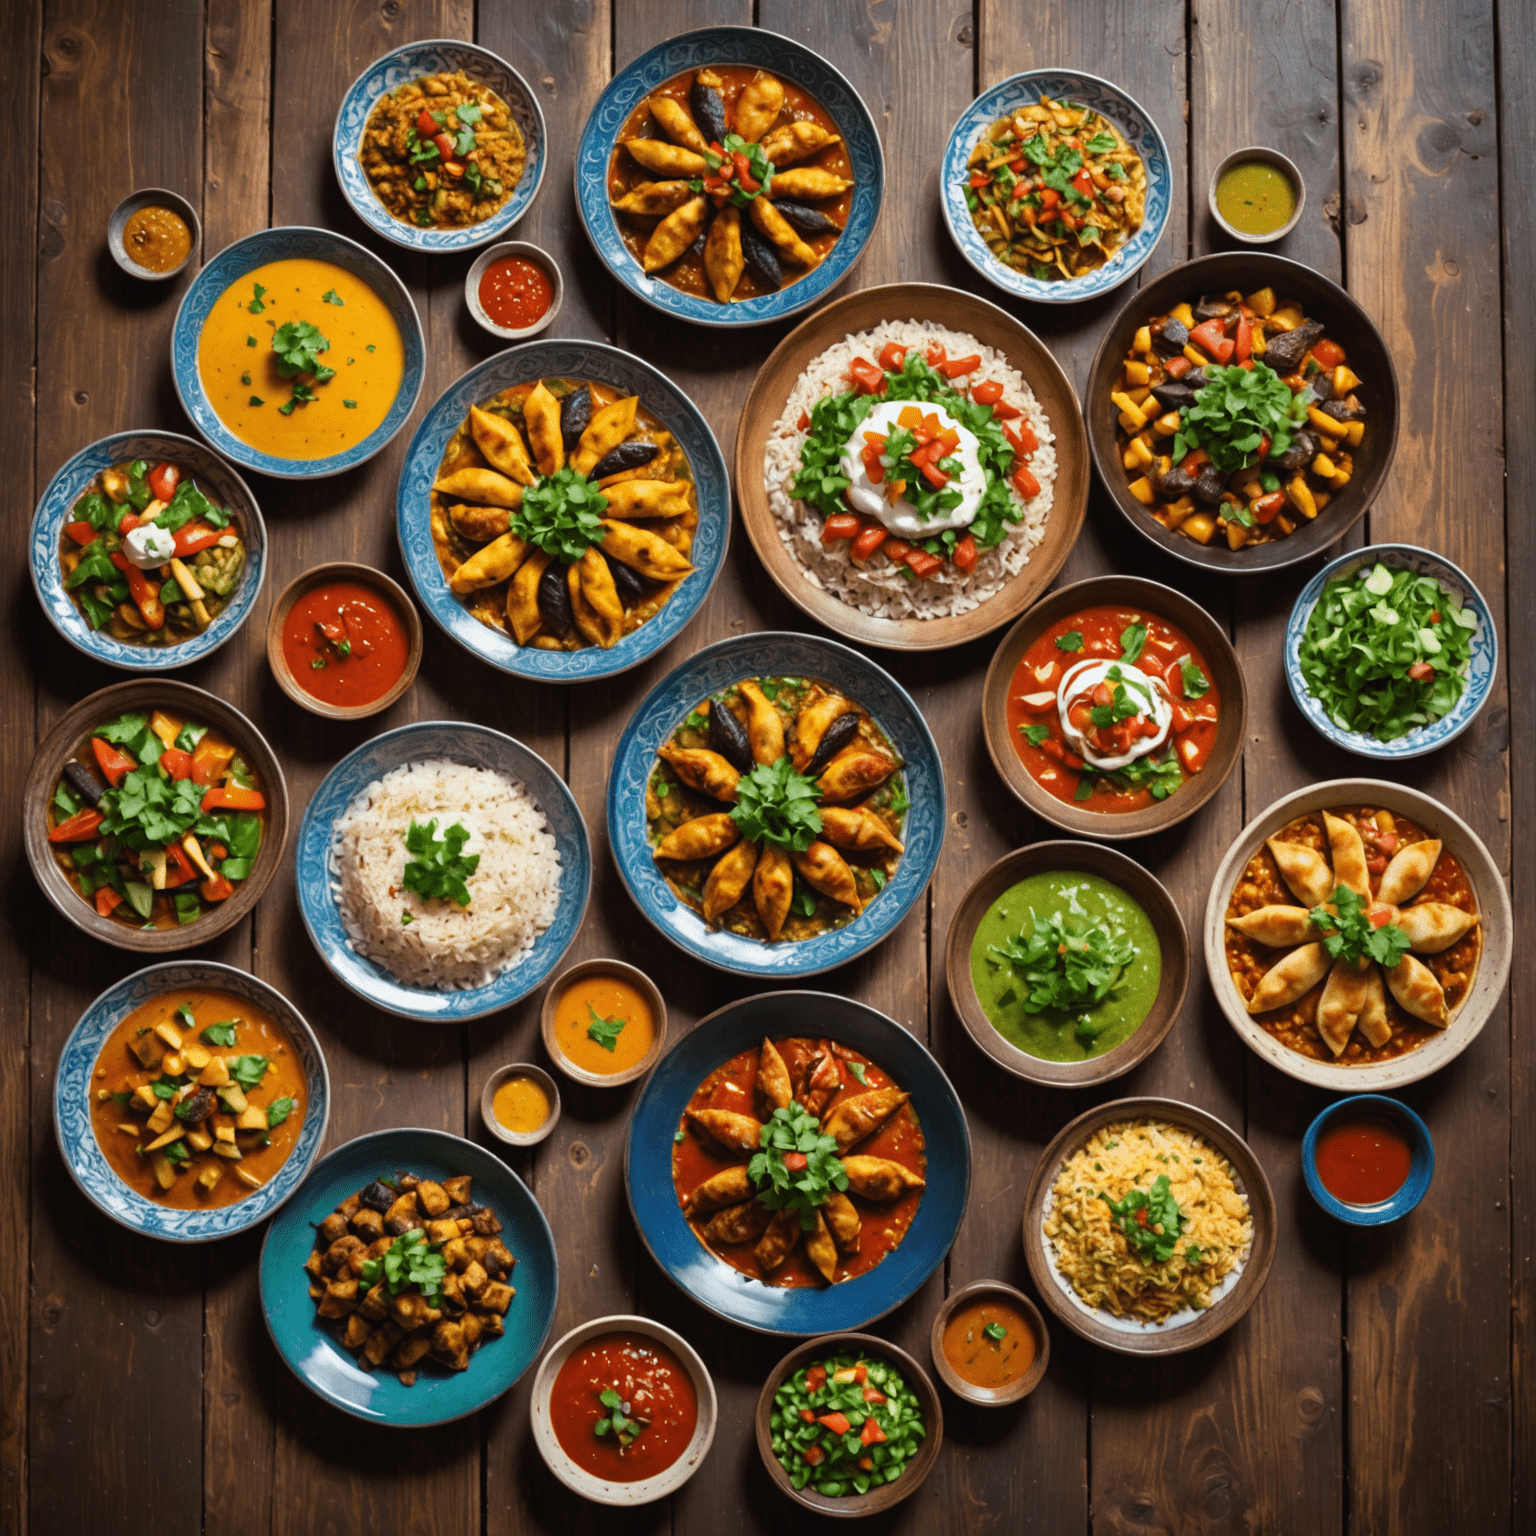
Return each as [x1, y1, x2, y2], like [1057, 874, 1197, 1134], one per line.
[1215, 159, 1297, 236]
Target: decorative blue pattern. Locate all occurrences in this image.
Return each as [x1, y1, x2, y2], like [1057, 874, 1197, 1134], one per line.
[170, 226, 425, 480]
[1302, 1096, 1434, 1225]
[1284, 544, 1498, 759]
[332, 40, 546, 253]
[54, 961, 330, 1242]
[940, 71, 1172, 305]
[260, 1128, 557, 1425]
[575, 26, 884, 327]
[396, 340, 730, 680]
[31, 431, 266, 671]
[295, 720, 590, 1021]
[626, 992, 971, 1335]
[607, 633, 944, 978]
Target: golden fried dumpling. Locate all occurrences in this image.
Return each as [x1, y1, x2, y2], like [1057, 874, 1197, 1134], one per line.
[1322, 812, 1370, 900]
[448, 531, 531, 594]
[572, 397, 640, 476]
[1377, 839, 1442, 906]
[733, 73, 785, 143]
[703, 838, 759, 923]
[523, 382, 565, 476]
[1246, 941, 1332, 1013]
[1358, 964, 1391, 1049]
[702, 1200, 771, 1245]
[467, 406, 537, 485]
[1395, 902, 1479, 954]
[1317, 956, 1372, 1057]
[648, 96, 708, 154]
[600, 520, 694, 582]
[1265, 837, 1335, 909]
[1225, 905, 1315, 948]
[817, 805, 904, 856]
[816, 748, 895, 803]
[567, 549, 624, 649]
[753, 1208, 801, 1273]
[658, 744, 740, 802]
[822, 1087, 909, 1151]
[505, 550, 550, 644]
[683, 1164, 754, 1216]
[754, 1037, 792, 1116]
[790, 693, 854, 772]
[798, 1046, 843, 1116]
[654, 813, 741, 863]
[822, 1190, 861, 1253]
[1385, 953, 1451, 1029]
[841, 1155, 926, 1201]
[753, 843, 794, 940]
[769, 166, 853, 200]
[703, 203, 744, 303]
[602, 480, 691, 519]
[749, 197, 819, 267]
[611, 179, 697, 218]
[737, 680, 785, 766]
[642, 194, 708, 274]
[792, 841, 862, 912]
[434, 464, 525, 506]
[804, 1210, 839, 1284]
[759, 121, 841, 166]
[447, 502, 511, 542]
[623, 138, 708, 178]
[687, 1107, 764, 1156]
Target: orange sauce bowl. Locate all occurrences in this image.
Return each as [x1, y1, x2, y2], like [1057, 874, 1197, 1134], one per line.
[541, 959, 667, 1088]
[929, 1280, 1049, 1406]
[480, 1062, 561, 1148]
[464, 240, 564, 341]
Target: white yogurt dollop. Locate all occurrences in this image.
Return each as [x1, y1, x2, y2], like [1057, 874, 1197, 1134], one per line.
[122, 523, 176, 569]
[838, 399, 988, 538]
[1057, 658, 1173, 770]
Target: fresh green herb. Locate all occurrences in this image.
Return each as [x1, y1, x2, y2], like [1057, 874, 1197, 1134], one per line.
[1088, 682, 1142, 729]
[271, 320, 333, 379]
[1171, 362, 1308, 473]
[791, 886, 817, 918]
[266, 1096, 295, 1128]
[163, 1140, 191, 1164]
[200, 1022, 238, 1047]
[342, 399, 357, 409]
[247, 283, 267, 314]
[150, 1077, 181, 1100]
[1119, 623, 1148, 665]
[686, 131, 775, 205]
[511, 466, 609, 564]
[674, 1129, 685, 1142]
[1085, 129, 1119, 153]
[684, 709, 709, 731]
[749, 1101, 849, 1228]
[110, 1090, 132, 1107]
[173, 1004, 196, 1030]
[1056, 630, 1084, 652]
[1309, 884, 1414, 968]
[321, 288, 344, 306]
[229, 1055, 270, 1090]
[1179, 658, 1211, 699]
[366, 344, 376, 352]
[585, 1003, 626, 1053]
[594, 1385, 650, 1448]
[868, 869, 887, 892]
[983, 1321, 1008, 1342]
[845, 1060, 868, 1085]
[1185, 1244, 1205, 1265]
[240, 371, 251, 387]
[360, 1230, 447, 1302]
[1100, 1173, 1187, 1264]
[310, 658, 326, 669]
[730, 757, 823, 852]
[246, 334, 257, 347]
[401, 911, 413, 925]
[1020, 722, 1052, 747]
[402, 818, 480, 907]
[249, 395, 264, 407]
[991, 906, 1137, 1016]
[1094, 747, 1186, 802]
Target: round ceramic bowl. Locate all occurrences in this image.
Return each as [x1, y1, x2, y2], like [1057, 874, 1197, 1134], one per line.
[1204, 778, 1511, 1091]
[55, 960, 329, 1241]
[944, 842, 1189, 1087]
[333, 39, 546, 253]
[1208, 146, 1305, 244]
[171, 226, 426, 480]
[940, 70, 1172, 305]
[24, 679, 289, 955]
[1087, 251, 1400, 574]
[608, 632, 943, 979]
[480, 1062, 561, 1148]
[265, 561, 423, 720]
[108, 188, 200, 280]
[576, 25, 883, 328]
[540, 958, 668, 1089]
[1301, 1094, 1434, 1225]
[981, 574, 1246, 839]
[31, 430, 266, 671]
[626, 991, 971, 1336]
[928, 1280, 1050, 1406]
[1284, 543, 1497, 760]
[756, 1332, 943, 1514]
[396, 338, 730, 682]
[530, 1315, 717, 1505]
[463, 241, 563, 341]
[260, 1127, 558, 1426]
[1023, 1096, 1277, 1356]
[294, 720, 590, 1023]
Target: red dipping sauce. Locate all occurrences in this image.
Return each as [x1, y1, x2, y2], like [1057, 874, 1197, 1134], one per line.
[1315, 1115, 1412, 1205]
[280, 579, 411, 708]
[478, 255, 553, 330]
[549, 1331, 698, 1484]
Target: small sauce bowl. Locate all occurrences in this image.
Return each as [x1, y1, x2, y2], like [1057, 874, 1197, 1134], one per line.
[108, 188, 200, 280]
[1208, 146, 1305, 244]
[1302, 1094, 1434, 1225]
[481, 1062, 561, 1148]
[465, 240, 563, 341]
[540, 958, 667, 1089]
[929, 1279, 1049, 1407]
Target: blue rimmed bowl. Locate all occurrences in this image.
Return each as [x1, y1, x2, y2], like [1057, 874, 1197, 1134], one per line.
[396, 339, 730, 681]
[625, 991, 971, 1335]
[171, 226, 426, 480]
[608, 633, 944, 978]
[295, 720, 590, 1022]
[260, 1127, 558, 1425]
[31, 430, 266, 671]
[940, 70, 1172, 305]
[575, 26, 884, 327]
[55, 961, 329, 1242]
[1302, 1095, 1434, 1225]
[333, 39, 546, 253]
[1285, 543, 1498, 760]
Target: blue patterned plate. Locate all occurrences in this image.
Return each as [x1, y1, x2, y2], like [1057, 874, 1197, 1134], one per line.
[260, 1128, 558, 1425]
[54, 961, 330, 1242]
[626, 991, 970, 1335]
[171, 226, 426, 480]
[575, 26, 884, 327]
[1284, 543, 1497, 759]
[30, 430, 266, 672]
[332, 40, 546, 253]
[940, 71, 1172, 305]
[607, 633, 943, 978]
[396, 339, 730, 680]
[295, 720, 590, 1021]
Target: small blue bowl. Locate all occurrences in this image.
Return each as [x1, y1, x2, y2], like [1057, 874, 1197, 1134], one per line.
[396, 339, 730, 681]
[55, 961, 330, 1242]
[295, 720, 591, 1022]
[171, 226, 426, 480]
[1302, 1095, 1434, 1225]
[1285, 543, 1497, 760]
[260, 1127, 558, 1425]
[333, 39, 546, 254]
[626, 991, 971, 1334]
[940, 70, 1172, 305]
[31, 430, 266, 672]
[576, 26, 884, 328]
[608, 632, 944, 978]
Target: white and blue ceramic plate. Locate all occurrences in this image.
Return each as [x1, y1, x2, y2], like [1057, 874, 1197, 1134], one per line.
[576, 26, 884, 327]
[171, 226, 426, 480]
[608, 633, 944, 978]
[1285, 543, 1497, 759]
[396, 339, 730, 680]
[940, 70, 1172, 305]
[260, 1128, 558, 1425]
[626, 991, 970, 1335]
[295, 720, 590, 1021]
[55, 961, 329, 1242]
[333, 40, 546, 253]
[31, 430, 266, 671]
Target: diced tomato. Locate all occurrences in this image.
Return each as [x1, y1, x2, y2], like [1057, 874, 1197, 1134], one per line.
[847, 358, 885, 395]
[1058, 207, 1079, 232]
[805, 1364, 827, 1394]
[1367, 902, 1399, 928]
[877, 342, 908, 372]
[109, 552, 165, 628]
[172, 522, 224, 557]
[882, 538, 914, 563]
[971, 379, 1004, 405]
[1140, 717, 1163, 737]
[1311, 337, 1346, 369]
[417, 109, 438, 135]
[48, 808, 105, 844]
[164, 842, 198, 888]
[1176, 719, 1217, 773]
[817, 1412, 851, 1437]
[1164, 355, 1192, 379]
[1014, 419, 1039, 455]
[1178, 447, 1208, 473]
[904, 548, 944, 578]
[783, 1151, 809, 1173]
[860, 1417, 888, 1447]
[1252, 492, 1286, 525]
[1040, 738, 1065, 762]
[852, 1365, 867, 1384]
[200, 785, 265, 813]
[65, 520, 98, 545]
[968, 170, 991, 188]
[862, 1385, 886, 1403]
[200, 872, 236, 903]
[94, 886, 123, 917]
[822, 514, 862, 544]
[1091, 681, 1114, 709]
[857, 1456, 874, 1472]
[432, 131, 455, 157]
[952, 534, 978, 573]
[802, 1446, 825, 1466]
[800, 1408, 817, 1424]
[990, 399, 1022, 420]
[146, 461, 181, 503]
[924, 343, 947, 366]
[797, 410, 810, 430]
[157, 747, 193, 782]
[851, 526, 888, 562]
[1366, 852, 1389, 877]
[1138, 653, 1164, 678]
[1013, 466, 1041, 499]
[1063, 750, 1086, 772]
[92, 736, 136, 786]
[938, 354, 981, 379]
[1233, 317, 1252, 363]
[1377, 830, 1399, 855]
[1071, 169, 1094, 200]
[1189, 318, 1229, 356]
[919, 460, 950, 490]
[1039, 188, 1060, 210]
[1068, 703, 1094, 732]
[1407, 661, 1436, 682]
[1170, 703, 1192, 735]
[1257, 433, 1271, 460]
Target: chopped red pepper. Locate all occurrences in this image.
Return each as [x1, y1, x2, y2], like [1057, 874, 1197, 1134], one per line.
[924, 342, 947, 366]
[862, 1385, 887, 1404]
[918, 460, 949, 490]
[157, 748, 193, 782]
[805, 1364, 827, 1394]
[990, 399, 1022, 420]
[1164, 355, 1192, 379]
[200, 785, 265, 813]
[109, 552, 164, 628]
[1310, 337, 1346, 369]
[146, 462, 181, 503]
[1071, 169, 1094, 200]
[200, 872, 236, 903]
[816, 1412, 851, 1437]
[802, 1445, 825, 1466]
[1189, 318, 1230, 356]
[783, 1151, 809, 1173]
[967, 170, 991, 189]
[172, 522, 224, 557]
[49, 808, 105, 844]
[1252, 492, 1286, 525]
[822, 513, 862, 544]
[851, 525, 887, 562]
[1013, 466, 1041, 499]
[937, 354, 981, 379]
[163, 841, 198, 888]
[860, 1417, 888, 1446]
[846, 358, 885, 395]
[952, 534, 978, 573]
[877, 342, 908, 372]
[970, 379, 1004, 406]
[65, 520, 98, 545]
[800, 1409, 817, 1424]
[797, 410, 811, 431]
[903, 548, 944, 578]
[94, 886, 123, 917]
[91, 736, 136, 786]
[1233, 316, 1252, 363]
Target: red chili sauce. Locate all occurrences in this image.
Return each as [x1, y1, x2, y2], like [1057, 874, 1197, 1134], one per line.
[549, 1331, 698, 1484]
[281, 579, 410, 708]
[1005, 604, 1222, 813]
[478, 256, 553, 330]
[1315, 1115, 1413, 1205]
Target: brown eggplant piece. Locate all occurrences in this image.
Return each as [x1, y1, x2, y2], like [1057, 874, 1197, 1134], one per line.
[709, 699, 754, 772]
[537, 560, 573, 633]
[604, 553, 647, 599]
[804, 711, 859, 778]
[175, 1086, 217, 1124]
[1260, 319, 1324, 374]
[62, 759, 105, 807]
[359, 1180, 396, 1214]
[690, 79, 729, 145]
[559, 385, 593, 452]
[772, 199, 838, 236]
[588, 439, 660, 481]
[741, 222, 783, 289]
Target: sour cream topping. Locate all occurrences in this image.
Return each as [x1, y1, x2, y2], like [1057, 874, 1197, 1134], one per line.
[1057, 658, 1174, 771]
[122, 523, 176, 569]
[838, 398, 989, 538]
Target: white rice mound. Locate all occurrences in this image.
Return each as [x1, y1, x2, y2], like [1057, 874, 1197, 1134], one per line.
[332, 758, 562, 992]
[764, 318, 1057, 620]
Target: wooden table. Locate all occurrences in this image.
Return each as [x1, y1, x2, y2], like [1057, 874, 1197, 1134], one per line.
[2, 1, 1525, 1530]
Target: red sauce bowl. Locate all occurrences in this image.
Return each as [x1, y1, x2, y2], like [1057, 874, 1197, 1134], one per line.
[1302, 1094, 1434, 1225]
[465, 240, 563, 340]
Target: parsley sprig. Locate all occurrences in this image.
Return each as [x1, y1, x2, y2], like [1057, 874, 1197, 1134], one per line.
[586, 1003, 626, 1053]
[748, 1101, 849, 1230]
[1100, 1174, 1201, 1266]
[594, 1386, 649, 1448]
[687, 131, 775, 205]
[1171, 362, 1309, 474]
[511, 466, 609, 564]
[1309, 884, 1414, 968]
[730, 757, 823, 852]
[359, 1230, 447, 1302]
[401, 818, 480, 907]
[991, 906, 1137, 1039]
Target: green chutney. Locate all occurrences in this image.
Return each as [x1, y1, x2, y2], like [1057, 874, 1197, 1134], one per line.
[1215, 159, 1297, 236]
[969, 870, 1161, 1061]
